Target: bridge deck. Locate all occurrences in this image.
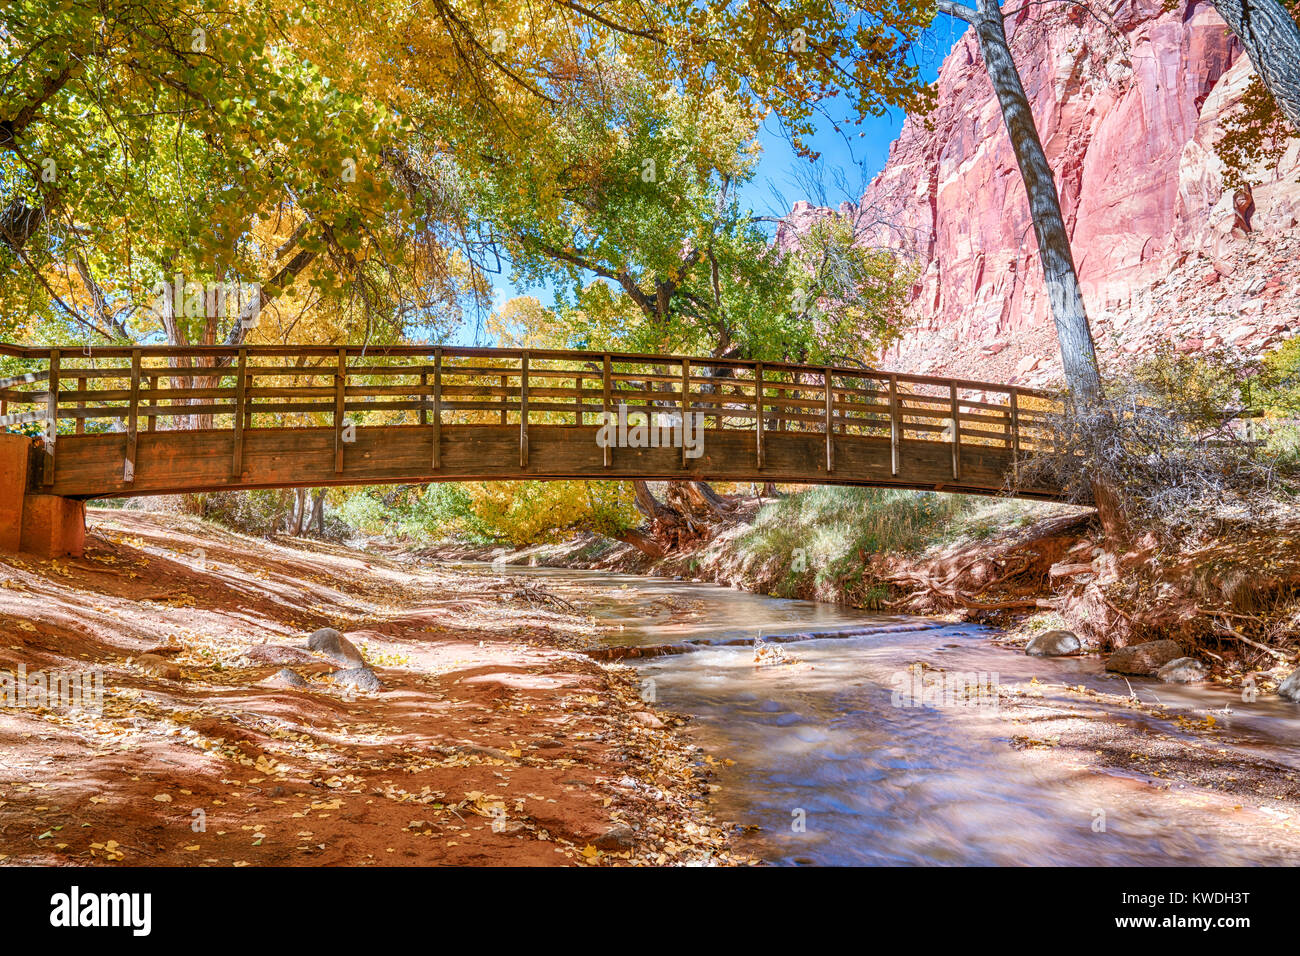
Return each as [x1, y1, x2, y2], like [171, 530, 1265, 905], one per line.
[0, 343, 1065, 500]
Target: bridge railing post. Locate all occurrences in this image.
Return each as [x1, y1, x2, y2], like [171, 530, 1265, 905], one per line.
[42, 349, 59, 486]
[602, 354, 612, 468]
[76, 374, 87, 435]
[949, 383, 960, 481]
[431, 347, 442, 470]
[145, 372, 158, 433]
[755, 363, 764, 470]
[334, 347, 347, 474]
[232, 348, 248, 478]
[1009, 388, 1021, 487]
[124, 349, 140, 484]
[519, 351, 529, 469]
[888, 374, 901, 478]
[680, 357, 690, 469]
[824, 367, 834, 474]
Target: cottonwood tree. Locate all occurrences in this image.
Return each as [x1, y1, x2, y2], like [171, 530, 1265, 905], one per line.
[472, 71, 918, 551]
[479, 71, 914, 364]
[1, 0, 933, 351]
[0, 0, 483, 358]
[934, 0, 1102, 403]
[1, 0, 932, 546]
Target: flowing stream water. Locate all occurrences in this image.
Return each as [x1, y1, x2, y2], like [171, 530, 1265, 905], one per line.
[493, 565, 1300, 865]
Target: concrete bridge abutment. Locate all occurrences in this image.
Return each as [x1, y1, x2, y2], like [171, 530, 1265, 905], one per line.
[0, 434, 85, 558]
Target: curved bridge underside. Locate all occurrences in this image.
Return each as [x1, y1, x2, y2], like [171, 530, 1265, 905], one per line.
[45, 423, 1061, 500]
[0, 343, 1066, 501]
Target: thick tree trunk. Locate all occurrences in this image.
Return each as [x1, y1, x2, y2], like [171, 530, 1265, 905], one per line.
[940, 0, 1104, 404]
[1091, 477, 1129, 544]
[680, 481, 734, 516]
[613, 527, 667, 559]
[290, 487, 307, 536]
[632, 480, 673, 523]
[311, 489, 326, 535]
[628, 478, 738, 554]
[1211, 0, 1300, 134]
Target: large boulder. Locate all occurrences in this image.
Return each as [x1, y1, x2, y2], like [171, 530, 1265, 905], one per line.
[332, 666, 382, 693]
[1278, 671, 1300, 701]
[307, 627, 364, 666]
[1156, 657, 1208, 683]
[1104, 640, 1184, 676]
[1025, 630, 1081, 657]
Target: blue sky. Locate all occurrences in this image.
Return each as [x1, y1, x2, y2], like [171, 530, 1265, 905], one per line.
[462, 21, 963, 346]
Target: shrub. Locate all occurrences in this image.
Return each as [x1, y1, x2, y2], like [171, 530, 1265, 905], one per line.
[1019, 346, 1299, 539]
[184, 489, 298, 536]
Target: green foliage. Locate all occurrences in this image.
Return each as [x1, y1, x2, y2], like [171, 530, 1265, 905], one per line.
[330, 484, 487, 541]
[1129, 342, 1300, 465]
[1258, 338, 1300, 414]
[1257, 338, 1300, 461]
[0, 0, 493, 355]
[782, 215, 918, 364]
[1129, 343, 1260, 426]
[3, 0, 932, 351]
[735, 486, 1057, 598]
[405, 484, 495, 542]
[472, 67, 916, 365]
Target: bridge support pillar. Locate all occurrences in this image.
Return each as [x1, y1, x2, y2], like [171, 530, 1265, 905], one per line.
[0, 435, 84, 558]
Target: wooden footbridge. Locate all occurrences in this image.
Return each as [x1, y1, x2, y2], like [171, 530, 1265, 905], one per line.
[0, 343, 1065, 546]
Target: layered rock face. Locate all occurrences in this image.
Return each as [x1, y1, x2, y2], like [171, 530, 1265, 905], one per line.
[780, 0, 1300, 386]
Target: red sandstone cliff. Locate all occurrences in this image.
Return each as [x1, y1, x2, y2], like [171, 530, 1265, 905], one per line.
[780, 0, 1300, 386]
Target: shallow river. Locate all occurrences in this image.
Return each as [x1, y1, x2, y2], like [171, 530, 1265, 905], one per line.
[499, 566, 1300, 865]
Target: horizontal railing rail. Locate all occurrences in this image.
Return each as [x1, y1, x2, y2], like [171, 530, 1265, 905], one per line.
[0, 343, 1065, 493]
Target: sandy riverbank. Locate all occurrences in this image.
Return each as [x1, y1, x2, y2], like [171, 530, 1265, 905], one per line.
[0, 509, 743, 866]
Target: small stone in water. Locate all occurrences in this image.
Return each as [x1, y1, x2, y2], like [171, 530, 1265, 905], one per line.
[1025, 630, 1081, 657]
[1156, 657, 1208, 683]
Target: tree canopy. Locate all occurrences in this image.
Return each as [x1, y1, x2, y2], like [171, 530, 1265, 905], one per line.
[1, 0, 933, 351]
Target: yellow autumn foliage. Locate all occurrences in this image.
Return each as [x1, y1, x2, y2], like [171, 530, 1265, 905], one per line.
[461, 480, 639, 547]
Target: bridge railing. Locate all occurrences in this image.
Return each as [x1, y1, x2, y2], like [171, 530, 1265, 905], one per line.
[0, 343, 1061, 484]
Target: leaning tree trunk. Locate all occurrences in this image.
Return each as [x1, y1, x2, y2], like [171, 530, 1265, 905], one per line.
[1211, 0, 1300, 134]
[677, 481, 735, 517]
[940, 0, 1103, 404]
[939, 0, 1120, 535]
[613, 526, 668, 559]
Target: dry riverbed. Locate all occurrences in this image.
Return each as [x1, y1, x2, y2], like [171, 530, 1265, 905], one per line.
[0, 509, 743, 866]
